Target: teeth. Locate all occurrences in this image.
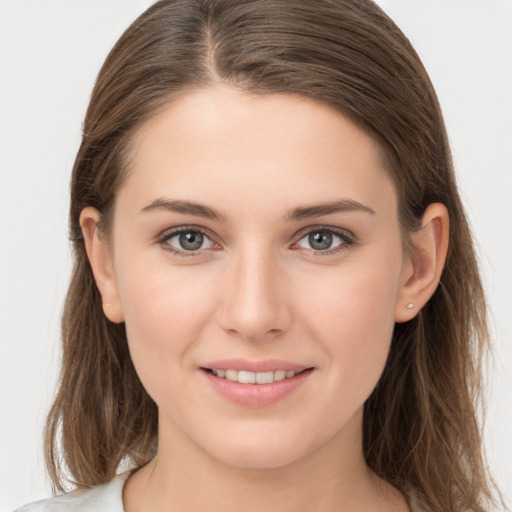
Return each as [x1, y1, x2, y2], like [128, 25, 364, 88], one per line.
[210, 368, 299, 384]
[226, 369, 238, 382]
[256, 371, 274, 384]
[274, 369, 286, 381]
[238, 370, 256, 384]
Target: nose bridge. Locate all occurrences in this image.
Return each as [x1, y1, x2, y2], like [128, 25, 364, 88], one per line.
[219, 242, 289, 341]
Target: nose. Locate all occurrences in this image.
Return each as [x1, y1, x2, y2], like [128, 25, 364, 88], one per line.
[217, 247, 291, 342]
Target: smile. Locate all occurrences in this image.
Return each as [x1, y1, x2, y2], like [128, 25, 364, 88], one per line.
[202, 367, 314, 407]
[206, 368, 300, 384]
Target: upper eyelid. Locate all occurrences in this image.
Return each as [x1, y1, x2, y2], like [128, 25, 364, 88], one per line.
[157, 225, 217, 242]
[292, 225, 356, 242]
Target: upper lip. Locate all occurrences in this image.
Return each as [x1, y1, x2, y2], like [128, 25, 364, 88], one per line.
[201, 358, 311, 373]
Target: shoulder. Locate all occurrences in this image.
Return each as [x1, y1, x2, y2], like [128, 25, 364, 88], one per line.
[12, 472, 130, 512]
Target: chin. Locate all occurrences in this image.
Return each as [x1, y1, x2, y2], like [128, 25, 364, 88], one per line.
[214, 444, 309, 470]
[201, 424, 329, 471]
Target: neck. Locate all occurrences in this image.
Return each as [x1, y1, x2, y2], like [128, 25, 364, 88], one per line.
[123, 408, 408, 512]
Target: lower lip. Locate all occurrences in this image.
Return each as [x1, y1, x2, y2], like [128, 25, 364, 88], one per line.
[202, 369, 313, 407]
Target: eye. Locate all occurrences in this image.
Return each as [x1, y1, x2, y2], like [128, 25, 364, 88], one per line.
[295, 228, 353, 253]
[160, 228, 217, 254]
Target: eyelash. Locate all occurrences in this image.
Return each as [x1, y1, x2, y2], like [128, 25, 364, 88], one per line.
[156, 225, 357, 258]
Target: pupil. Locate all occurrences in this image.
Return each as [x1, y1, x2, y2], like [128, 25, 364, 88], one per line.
[179, 232, 204, 250]
[309, 231, 332, 250]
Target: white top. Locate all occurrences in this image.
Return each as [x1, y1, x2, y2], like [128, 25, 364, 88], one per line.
[13, 473, 130, 512]
[14, 472, 424, 511]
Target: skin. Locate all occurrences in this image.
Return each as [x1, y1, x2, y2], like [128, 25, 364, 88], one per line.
[81, 84, 449, 512]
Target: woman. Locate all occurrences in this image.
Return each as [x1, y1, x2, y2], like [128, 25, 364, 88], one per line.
[13, 0, 503, 510]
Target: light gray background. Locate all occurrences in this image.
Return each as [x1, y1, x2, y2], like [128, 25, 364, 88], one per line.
[1, 1, 511, 509]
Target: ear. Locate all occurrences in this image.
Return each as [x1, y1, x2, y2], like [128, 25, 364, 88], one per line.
[395, 203, 449, 323]
[80, 207, 124, 323]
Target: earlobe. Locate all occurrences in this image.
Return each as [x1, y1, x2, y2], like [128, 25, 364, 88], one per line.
[395, 203, 449, 323]
[80, 207, 124, 323]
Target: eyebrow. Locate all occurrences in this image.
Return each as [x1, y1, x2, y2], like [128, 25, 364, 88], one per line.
[140, 199, 226, 221]
[286, 199, 376, 220]
[139, 197, 375, 221]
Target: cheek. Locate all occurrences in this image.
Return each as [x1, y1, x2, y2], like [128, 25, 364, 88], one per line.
[298, 256, 401, 398]
[115, 261, 217, 392]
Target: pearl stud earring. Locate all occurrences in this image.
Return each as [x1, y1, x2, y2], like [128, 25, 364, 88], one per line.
[405, 303, 415, 309]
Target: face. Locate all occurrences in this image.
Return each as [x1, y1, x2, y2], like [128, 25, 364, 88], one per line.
[96, 84, 413, 469]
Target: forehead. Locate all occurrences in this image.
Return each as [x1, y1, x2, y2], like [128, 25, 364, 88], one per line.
[122, 84, 396, 219]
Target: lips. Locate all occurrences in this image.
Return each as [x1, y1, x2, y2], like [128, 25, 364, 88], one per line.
[202, 358, 309, 373]
[201, 359, 314, 407]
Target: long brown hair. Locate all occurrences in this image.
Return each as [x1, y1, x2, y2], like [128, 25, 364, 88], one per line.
[45, 1, 501, 509]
